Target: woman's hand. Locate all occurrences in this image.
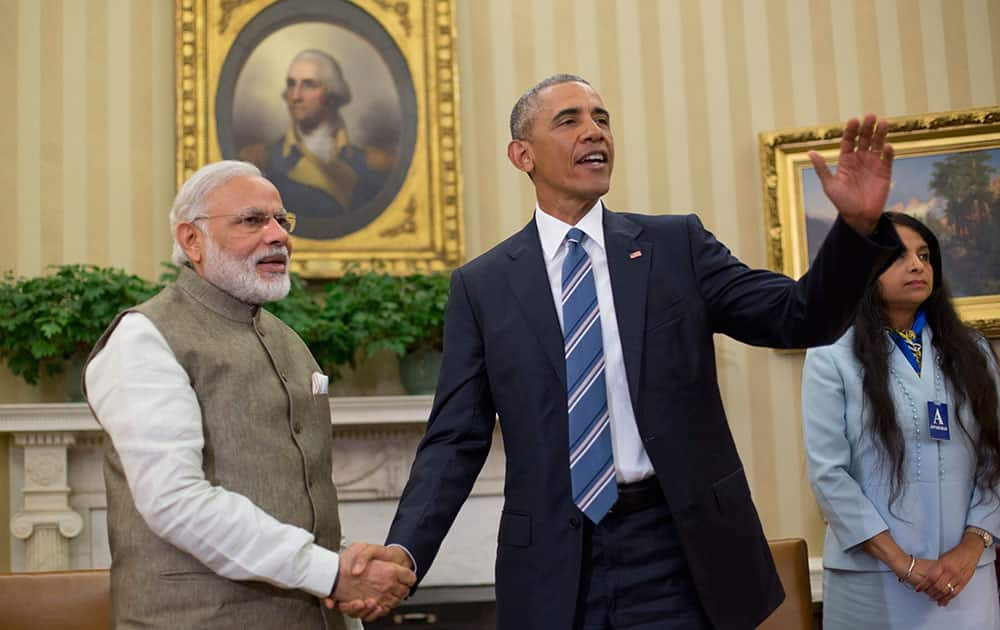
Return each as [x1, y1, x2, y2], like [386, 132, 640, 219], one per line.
[914, 533, 985, 605]
[900, 557, 937, 591]
[862, 531, 915, 580]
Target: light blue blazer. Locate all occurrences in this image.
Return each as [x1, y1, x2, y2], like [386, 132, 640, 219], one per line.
[803, 325, 1000, 572]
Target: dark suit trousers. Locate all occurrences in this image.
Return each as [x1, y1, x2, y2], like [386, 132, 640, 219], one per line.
[575, 498, 713, 630]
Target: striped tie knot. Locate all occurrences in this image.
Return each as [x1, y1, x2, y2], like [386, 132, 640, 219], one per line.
[566, 227, 585, 246]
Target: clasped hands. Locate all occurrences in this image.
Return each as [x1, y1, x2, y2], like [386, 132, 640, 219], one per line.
[896, 533, 984, 607]
[325, 543, 416, 622]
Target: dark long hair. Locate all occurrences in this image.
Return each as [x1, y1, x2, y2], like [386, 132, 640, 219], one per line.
[852, 212, 1000, 511]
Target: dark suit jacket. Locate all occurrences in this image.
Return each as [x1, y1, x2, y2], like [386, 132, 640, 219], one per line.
[387, 209, 899, 630]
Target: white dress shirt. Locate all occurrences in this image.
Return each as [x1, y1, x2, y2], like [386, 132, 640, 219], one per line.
[85, 312, 340, 598]
[535, 201, 655, 483]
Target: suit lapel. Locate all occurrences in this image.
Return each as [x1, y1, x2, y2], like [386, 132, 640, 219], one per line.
[603, 209, 650, 412]
[505, 220, 567, 388]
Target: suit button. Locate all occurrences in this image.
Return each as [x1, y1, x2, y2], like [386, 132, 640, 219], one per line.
[569, 516, 581, 528]
[293, 422, 303, 434]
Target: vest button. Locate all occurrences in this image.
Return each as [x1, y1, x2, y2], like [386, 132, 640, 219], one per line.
[293, 422, 303, 434]
[569, 516, 581, 528]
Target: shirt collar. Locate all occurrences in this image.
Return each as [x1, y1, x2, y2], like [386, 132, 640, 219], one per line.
[176, 265, 260, 324]
[535, 199, 605, 262]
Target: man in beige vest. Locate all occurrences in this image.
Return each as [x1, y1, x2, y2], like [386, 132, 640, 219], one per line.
[85, 160, 414, 629]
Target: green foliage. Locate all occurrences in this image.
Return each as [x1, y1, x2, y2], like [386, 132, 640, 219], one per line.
[259, 269, 451, 378]
[0, 262, 451, 387]
[263, 273, 357, 378]
[0, 265, 161, 384]
[333, 271, 451, 359]
[926, 150, 1000, 296]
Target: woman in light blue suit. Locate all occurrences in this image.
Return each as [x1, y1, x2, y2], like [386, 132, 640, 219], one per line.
[803, 212, 1000, 629]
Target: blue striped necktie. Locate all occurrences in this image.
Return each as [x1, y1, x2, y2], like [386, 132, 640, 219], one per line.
[562, 227, 617, 523]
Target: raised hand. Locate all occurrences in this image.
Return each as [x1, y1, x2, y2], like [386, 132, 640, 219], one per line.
[809, 114, 894, 235]
[327, 543, 416, 621]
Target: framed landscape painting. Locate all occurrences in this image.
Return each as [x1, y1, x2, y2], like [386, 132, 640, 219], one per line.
[760, 107, 1000, 337]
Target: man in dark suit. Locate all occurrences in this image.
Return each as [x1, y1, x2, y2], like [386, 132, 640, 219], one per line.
[337, 74, 900, 628]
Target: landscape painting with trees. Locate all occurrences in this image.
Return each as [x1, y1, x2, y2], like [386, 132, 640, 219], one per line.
[803, 148, 1000, 298]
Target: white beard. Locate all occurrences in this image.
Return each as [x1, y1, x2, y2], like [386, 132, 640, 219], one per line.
[201, 236, 290, 304]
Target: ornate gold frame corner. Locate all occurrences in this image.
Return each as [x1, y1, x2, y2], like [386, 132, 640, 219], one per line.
[176, 0, 464, 276]
[759, 107, 1000, 338]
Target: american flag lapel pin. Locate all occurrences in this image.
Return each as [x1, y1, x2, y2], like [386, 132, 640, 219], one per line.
[629, 250, 642, 259]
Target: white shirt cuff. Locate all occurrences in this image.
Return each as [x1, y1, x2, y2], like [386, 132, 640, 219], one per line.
[300, 544, 340, 599]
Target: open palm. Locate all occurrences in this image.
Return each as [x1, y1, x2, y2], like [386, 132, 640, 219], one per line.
[809, 114, 894, 234]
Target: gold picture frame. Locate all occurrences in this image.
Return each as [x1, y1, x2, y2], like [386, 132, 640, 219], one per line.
[176, 0, 464, 276]
[759, 107, 1000, 337]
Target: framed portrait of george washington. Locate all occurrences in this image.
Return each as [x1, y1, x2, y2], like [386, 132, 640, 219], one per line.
[759, 107, 1000, 337]
[176, 0, 464, 276]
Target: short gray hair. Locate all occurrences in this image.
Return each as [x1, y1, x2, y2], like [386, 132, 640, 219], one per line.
[289, 49, 351, 107]
[509, 74, 591, 141]
[170, 160, 262, 266]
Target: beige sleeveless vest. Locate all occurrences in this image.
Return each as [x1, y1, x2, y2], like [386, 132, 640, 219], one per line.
[86, 267, 347, 630]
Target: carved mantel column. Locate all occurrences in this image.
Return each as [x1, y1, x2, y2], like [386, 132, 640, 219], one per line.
[9, 432, 84, 571]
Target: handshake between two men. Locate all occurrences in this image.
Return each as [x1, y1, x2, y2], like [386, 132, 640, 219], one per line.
[328, 543, 417, 622]
[82, 74, 902, 630]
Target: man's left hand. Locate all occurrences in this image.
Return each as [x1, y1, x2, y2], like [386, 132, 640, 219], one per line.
[809, 113, 894, 235]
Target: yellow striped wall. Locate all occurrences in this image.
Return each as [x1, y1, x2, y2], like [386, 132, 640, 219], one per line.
[0, 0, 175, 406]
[1, 0, 999, 569]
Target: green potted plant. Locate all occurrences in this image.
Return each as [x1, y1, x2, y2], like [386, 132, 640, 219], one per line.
[0, 265, 162, 400]
[0, 264, 450, 399]
[264, 273, 358, 380]
[392, 272, 451, 395]
[334, 270, 450, 394]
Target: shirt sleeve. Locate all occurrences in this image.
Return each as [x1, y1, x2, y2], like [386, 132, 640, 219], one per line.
[802, 346, 889, 551]
[85, 313, 339, 598]
[967, 336, 1000, 535]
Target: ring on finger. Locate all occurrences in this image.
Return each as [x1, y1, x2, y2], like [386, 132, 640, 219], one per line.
[947, 583, 955, 593]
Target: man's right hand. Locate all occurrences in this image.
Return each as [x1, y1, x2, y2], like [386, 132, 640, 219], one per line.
[328, 543, 415, 621]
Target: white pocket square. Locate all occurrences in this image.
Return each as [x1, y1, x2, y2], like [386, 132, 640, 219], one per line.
[311, 372, 329, 395]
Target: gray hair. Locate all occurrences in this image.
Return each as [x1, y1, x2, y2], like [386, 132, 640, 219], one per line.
[169, 160, 262, 266]
[289, 49, 351, 107]
[509, 74, 591, 141]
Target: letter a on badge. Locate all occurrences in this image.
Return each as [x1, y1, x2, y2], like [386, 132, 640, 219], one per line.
[928, 402, 950, 440]
[933, 408, 944, 427]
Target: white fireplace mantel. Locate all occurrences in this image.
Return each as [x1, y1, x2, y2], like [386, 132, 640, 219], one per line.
[3, 400, 825, 601]
[0, 396, 436, 431]
[1, 397, 504, 589]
